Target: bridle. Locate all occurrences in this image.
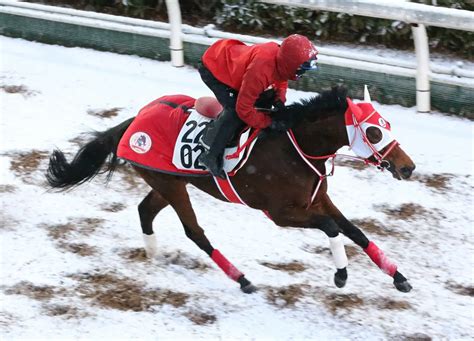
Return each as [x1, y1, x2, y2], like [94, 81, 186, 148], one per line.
[286, 104, 399, 208]
[348, 108, 399, 170]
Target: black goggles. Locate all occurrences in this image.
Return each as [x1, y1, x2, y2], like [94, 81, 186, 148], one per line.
[300, 56, 318, 71]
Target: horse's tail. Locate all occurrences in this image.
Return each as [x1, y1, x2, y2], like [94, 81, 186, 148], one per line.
[46, 117, 134, 190]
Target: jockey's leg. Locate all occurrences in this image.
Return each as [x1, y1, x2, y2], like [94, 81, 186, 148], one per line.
[199, 109, 244, 179]
[198, 62, 244, 179]
[138, 190, 169, 258]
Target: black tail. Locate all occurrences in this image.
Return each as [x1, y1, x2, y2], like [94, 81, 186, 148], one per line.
[46, 117, 134, 190]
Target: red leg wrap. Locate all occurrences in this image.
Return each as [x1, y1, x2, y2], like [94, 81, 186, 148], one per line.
[211, 249, 243, 281]
[364, 241, 397, 277]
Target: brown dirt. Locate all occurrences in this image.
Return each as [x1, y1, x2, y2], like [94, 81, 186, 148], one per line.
[301, 244, 361, 260]
[445, 281, 474, 297]
[100, 202, 126, 212]
[265, 284, 310, 307]
[44, 217, 105, 241]
[3, 281, 64, 301]
[409, 172, 455, 191]
[372, 298, 412, 310]
[344, 245, 362, 259]
[259, 261, 307, 274]
[44, 222, 76, 241]
[323, 293, 365, 314]
[185, 310, 217, 325]
[87, 107, 122, 118]
[118, 247, 149, 263]
[70, 272, 189, 312]
[300, 244, 330, 255]
[43, 304, 86, 319]
[0, 184, 17, 193]
[57, 242, 97, 256]
[351, 217, 404, 238]
[0, 84, 37, 97]
[161, 251, 211, 271]
[336, 159, 370, 170]
[376, 203, 444, 222]
[9, 150, 49, 183]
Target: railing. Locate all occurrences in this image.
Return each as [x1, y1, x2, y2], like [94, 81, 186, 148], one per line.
[261, 0, 474, 113]
[0, 0, 472, 115]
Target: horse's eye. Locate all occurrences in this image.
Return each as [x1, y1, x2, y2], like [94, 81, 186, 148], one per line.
[366, 126, 383, 144]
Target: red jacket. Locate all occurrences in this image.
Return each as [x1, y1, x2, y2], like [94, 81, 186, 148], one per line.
[202, 39, 289, 128]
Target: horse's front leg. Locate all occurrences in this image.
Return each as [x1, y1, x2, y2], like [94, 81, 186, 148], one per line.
[320, 194, 412, 293]
[270, 206, 349, 289]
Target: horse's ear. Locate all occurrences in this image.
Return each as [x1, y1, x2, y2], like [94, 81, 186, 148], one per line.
[364, 85, 372, 103]
[346, 97, 363, 120]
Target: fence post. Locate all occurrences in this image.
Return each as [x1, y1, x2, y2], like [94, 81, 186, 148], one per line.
[165, 0, 184, 67]
[412, 23, 431, 113]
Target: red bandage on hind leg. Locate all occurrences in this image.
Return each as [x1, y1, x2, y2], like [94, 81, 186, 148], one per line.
[211, 249, 243, 281]
[364, 241, 397, 277]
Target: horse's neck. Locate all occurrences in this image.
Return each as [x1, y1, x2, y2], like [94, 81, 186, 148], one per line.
[292, 115, 348, 156]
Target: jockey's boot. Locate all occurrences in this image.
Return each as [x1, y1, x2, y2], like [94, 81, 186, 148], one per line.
[199, 109, 242, 179]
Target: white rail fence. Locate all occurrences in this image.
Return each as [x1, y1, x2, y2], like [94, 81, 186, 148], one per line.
[1, 0, 473, 113]
[261, 0, 474, 112]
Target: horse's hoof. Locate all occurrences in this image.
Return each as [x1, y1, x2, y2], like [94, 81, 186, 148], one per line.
[334, 275, 347, 288]
[334, 268, 347, 288]
[241, 283, 258, 294]
[394, 280, 412, 293]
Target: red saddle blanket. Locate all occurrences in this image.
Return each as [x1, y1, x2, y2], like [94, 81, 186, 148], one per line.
[117, 94, 206, 175]
[117, 94, 256, 176]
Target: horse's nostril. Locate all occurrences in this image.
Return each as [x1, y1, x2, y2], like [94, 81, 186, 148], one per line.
[400, 166, 414, 178]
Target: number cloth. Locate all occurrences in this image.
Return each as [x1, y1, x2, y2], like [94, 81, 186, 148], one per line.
[117, 94, 205, 175]
[117, 95, 257, 176]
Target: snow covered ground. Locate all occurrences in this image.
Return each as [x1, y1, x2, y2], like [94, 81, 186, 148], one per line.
[1, 36, 473, 340]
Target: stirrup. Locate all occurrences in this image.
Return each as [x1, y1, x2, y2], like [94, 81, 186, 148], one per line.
[199, 152, 226, 179]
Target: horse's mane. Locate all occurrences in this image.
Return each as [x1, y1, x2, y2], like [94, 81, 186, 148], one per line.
[274, 86, 349, 129]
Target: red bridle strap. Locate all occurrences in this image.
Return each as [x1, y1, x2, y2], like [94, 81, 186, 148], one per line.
[287, 130, 336, 208]
[287, 129, 399, 208]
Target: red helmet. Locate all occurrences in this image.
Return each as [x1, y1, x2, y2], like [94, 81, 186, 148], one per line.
[277, 34, 319, 80]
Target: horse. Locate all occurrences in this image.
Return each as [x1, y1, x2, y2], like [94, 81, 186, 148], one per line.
[46, 85, 415, 294]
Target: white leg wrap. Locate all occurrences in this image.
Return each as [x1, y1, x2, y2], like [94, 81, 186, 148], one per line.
[329, 235, 348, 269]
[142, 233, 158, 258]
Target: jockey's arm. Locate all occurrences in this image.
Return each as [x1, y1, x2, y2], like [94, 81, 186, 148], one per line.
[236, 62, 273, 129]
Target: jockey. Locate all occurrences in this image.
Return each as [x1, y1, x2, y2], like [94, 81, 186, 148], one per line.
[198, 34, 319, 179]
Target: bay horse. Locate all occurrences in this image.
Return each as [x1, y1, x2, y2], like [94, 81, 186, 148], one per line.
[46, 86, 415, 294]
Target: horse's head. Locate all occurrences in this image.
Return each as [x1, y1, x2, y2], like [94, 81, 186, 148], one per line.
[345, 86, 415, 180]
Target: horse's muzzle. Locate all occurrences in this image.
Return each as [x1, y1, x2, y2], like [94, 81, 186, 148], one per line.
[400, 165, 415, 179]
[388, 163, 415, 180]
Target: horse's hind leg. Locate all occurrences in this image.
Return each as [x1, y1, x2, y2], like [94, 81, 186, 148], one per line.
[138, 190, 169, 258]
[321, 195, 412, 293]
[136, 169, 256, 293]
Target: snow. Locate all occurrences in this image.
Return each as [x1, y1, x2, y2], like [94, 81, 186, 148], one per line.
[1, 35, 473, 340]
